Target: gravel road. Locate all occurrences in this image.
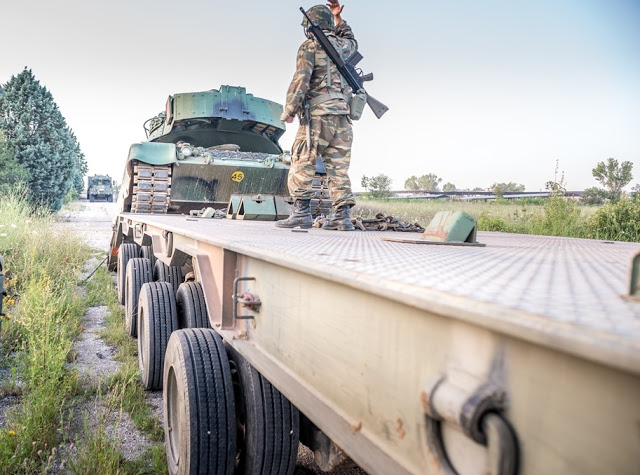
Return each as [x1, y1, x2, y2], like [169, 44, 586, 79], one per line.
[57, 199, 367, 474]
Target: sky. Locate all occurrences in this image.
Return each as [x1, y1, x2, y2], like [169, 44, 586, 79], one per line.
[2, 0, 639, 192]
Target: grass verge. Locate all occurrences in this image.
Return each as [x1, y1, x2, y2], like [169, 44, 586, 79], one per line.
[0, 190, 166, 473]
[0, 191, 89, 474]
[354, 196, 640, 242]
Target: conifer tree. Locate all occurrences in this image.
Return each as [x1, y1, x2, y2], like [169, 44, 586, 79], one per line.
[68, 129, 88, 194]
[0, 132, 30, 194]
[0, 69, 85, 210]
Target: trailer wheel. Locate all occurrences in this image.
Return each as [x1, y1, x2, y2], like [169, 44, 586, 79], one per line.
[140, 245, 156, 269]
[176, 282, 210, 329]
[163, 328, 236, 475]
[226, 344, 299, 475]
[117, 242, 139, 305]
[154, 260, 183, 295]
[138, 282, 178, 390]
[124, 257, 153, 338]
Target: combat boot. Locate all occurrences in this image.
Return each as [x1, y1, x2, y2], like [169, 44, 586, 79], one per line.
[322, 206, 355, 231]
[276, 199, 313, 229]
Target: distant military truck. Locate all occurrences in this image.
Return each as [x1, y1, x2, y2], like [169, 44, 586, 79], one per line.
[87, 174, 114, 202]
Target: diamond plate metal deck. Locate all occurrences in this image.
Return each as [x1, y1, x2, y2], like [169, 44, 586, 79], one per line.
[127, 215, 640, 372]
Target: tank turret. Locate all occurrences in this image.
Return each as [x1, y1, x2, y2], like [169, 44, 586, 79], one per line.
[117, 85, 329, 216]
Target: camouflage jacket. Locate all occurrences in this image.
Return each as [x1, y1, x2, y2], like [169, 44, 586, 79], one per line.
[282, 21, 358, 119]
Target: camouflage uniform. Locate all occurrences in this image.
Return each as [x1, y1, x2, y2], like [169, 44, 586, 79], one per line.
[282, 20, 358, 209]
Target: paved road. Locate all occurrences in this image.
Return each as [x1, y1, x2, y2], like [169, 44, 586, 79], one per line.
[57, 199, 117, 253]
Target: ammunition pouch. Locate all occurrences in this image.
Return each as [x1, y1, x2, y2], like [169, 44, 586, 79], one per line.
[349, 90, 367, 121]
[307, 90, 365, 121]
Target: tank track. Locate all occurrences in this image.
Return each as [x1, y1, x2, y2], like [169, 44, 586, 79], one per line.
[129, 163, 330, 217]
[131, 164, 172, 213]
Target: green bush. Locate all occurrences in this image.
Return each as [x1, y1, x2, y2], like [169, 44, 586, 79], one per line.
[531, 197, 586, 237]
[477, 212, 515, 232]
[588, 197, 640, 242]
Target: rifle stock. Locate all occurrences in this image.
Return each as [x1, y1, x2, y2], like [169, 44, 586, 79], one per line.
[366, 94, 389, 119]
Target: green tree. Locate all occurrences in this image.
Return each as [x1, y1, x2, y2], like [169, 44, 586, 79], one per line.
[361, 174, 393, 199]
[0, 133, 30, 193]
[404, 175, 419, 190]
[0, 69, 85, 210]
[67, 129, 88, 194]
[581, 187, 607, 206]
[442, 182, 456, 192]
[490, 182, 525, 198]
[592, 157, 633, 202]
[404, 173, 442, 191]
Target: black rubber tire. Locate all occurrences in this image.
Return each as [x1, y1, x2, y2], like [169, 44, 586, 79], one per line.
[140, 245, 156, 269]
[176, 282, 210, 329]
[124, 257, 153, 338]
[107, 194, 113, 202]
[163, 328, 236, 475]
[137, 282, 178, 390]
[154, 260, 183, 296]
[117, 242, 139, 305]
[226, 344, 299, 475]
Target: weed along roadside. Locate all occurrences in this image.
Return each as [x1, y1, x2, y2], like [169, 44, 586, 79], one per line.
[355, 194, 640, 242]
[0, 195, 166, 474]
[0, 192, 89, 473]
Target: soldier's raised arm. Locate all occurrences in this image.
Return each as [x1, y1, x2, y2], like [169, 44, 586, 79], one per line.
[327, 0, 344, 25]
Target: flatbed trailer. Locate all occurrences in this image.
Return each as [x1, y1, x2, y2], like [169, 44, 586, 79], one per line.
[110, 212, 640, 475]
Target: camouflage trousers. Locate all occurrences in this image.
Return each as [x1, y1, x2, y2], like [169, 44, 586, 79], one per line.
[288, 114, 355, 208]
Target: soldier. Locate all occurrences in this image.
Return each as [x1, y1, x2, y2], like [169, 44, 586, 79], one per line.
[276, 0, 356, 231]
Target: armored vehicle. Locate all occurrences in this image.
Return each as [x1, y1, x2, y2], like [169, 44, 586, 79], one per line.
[117, 85, 329, 217]
[87, 174, 114, 202]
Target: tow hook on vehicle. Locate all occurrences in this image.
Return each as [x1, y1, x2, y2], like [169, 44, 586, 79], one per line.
[233, 276, 262, 320]
[421, 374, 519, 475]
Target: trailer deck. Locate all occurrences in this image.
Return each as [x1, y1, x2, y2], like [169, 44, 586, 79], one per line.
[125, 214, 640, 370]
[115, 213, 640, 474]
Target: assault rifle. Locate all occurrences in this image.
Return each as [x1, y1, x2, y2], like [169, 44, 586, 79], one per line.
[300, 7, 389, 119]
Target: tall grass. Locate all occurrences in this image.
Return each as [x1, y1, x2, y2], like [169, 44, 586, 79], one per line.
[0, 189, 90, 474]
[353, 196, 640, 242]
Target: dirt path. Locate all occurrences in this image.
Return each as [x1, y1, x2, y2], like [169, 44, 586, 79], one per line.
[57, 200, 157, 464]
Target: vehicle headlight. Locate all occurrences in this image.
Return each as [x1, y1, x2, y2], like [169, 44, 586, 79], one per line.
[181, 145, 193, 157]
[280, 151, 292, 164]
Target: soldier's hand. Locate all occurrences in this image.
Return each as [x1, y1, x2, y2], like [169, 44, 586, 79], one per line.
[327, 0, 344, 17]
[284, 116, 294, 124]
